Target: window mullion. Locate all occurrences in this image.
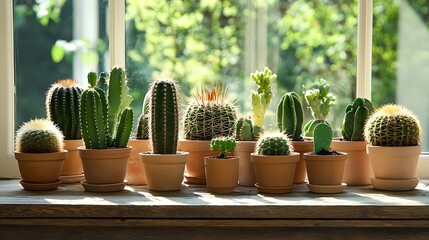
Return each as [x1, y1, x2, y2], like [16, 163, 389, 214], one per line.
[356, 0, 373, 99]
[109, 0, 126, 69]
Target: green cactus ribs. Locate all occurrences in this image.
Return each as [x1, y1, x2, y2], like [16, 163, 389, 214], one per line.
[341, 98, 374, 141]
[235, 117, 260, 141]
[210, 136, 236, 158]
[276, 92, 304, 141]
[255, 134, 291, 156]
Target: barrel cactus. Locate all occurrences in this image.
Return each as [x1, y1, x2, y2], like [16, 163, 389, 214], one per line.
[341, 98, 374, 141]
[183, 83, 237, 140]
[313, 122, 333, 154]
[15, 119, 64, 153]
[255, 134, 291, 156]
[149, 78, 180, 154]
[210, 136, 236, 158]
[46, 79, 84, 140]
[80, 67, 134, 149]
[276, 92, 304, 141]
[235, 117, 260, 141]
[364, 104, 422, 146]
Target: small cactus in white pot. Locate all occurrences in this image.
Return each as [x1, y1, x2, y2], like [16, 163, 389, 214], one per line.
[15, 119, 67, 191]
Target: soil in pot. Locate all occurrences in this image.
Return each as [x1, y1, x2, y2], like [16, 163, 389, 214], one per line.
[205, 156, 239, 194]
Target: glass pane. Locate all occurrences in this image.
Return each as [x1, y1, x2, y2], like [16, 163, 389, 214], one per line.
[125, 0, 357, 136]
[372, 0, 428, 152]
[14, 0, 109, 129]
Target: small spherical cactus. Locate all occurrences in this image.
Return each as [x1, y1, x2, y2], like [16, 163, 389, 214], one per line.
[255, 134, 291, 156]
[364, 104, 422, 146]
[15, 119, 64, 153]
[210, 136, 236, 158]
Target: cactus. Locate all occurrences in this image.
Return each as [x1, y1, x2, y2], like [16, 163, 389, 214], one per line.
[210, 136, 236, 158]
[80, 68, 133, 149]
[341, 98, 374, 141]
[149, 78, 179, 154]
[235, 117, 260, 141]
[46, 79, 84, 140]
[364, 104, 422, 146]
[135, 92, 150, 140]
[183, 83, 237, 140]
[15, 119, 64, 153]
[276, 92, 304, 141]
[313, 122, 333, 154]
[251, 67, 276, 130]
[255, 134, 291, 156]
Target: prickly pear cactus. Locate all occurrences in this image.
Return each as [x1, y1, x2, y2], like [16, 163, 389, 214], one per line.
[210, 136, 236, 158]
[15, 119, 64, 153]
[276, 92, 304, 141]
[313, 122, 332, 154]
[341, 98, 374, 141]
[235, 117, 260, 141]
[255, 134, 291, 156]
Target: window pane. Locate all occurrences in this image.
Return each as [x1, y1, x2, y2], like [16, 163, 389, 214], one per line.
[372, 0, 428, 152]
[14, 0, 109, 129]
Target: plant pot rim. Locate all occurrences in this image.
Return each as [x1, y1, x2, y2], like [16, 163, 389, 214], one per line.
[78, 146, 131, 151]
[251, 152, 300, 157]
[366, 145, 421, 148]
[251, 152, 300, 164]
[78, 147, 132, 159]
[304, 152, 348, 162]
[140, 151, 189, 156]
[15, 150, 68, 161]
[204, 156, 240, 161]
[140, 151, 188, 164]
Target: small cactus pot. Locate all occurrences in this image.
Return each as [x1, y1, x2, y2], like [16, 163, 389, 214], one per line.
[234, 141, 257, 187]
[60, 139, 84, 183]
[304, 152, 347, 186]
[289, 141, 313, 184]
[126, 139, 151, 185]
[204, 156, 239, 194]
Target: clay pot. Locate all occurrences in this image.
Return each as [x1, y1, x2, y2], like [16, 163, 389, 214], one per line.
[331, 140, 372, 185]
[251, 152, 300, 194]
[289, 141, 313, 184]
[140, 152, 188, 191]
[304, 152, 347, 185]
[178, 140, 217, 184]
[205, 156, 239, 194]
[234, 141, 256, 186]
[126, 139, 151, 185]
[61, 139, 84, 183]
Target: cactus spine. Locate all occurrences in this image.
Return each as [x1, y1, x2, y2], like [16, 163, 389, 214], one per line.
[149, 78, 179, 154]
[46, 79, 84, 140]
[15, 119, 64, 153]
[313, 122, 332, 154]
[255, 134, 291, 156]
[276, 92, 304, 141]
[235, 117, 259, 141]
[342, 98, 374, 141]
[364, 104, 422, 146]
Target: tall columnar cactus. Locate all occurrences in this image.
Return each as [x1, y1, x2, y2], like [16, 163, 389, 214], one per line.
[80, 68, 133, 149]
[149, 78, 179, 154]
[341, 98, 374, 141]
[255, 134, 291, 156]
[135, 92, 150, 140]
[251, 67, 276, 130]
[235, 117, 260, 141]
[313, 122, 333, 154]
[364, 104, 422, 146]
[210, 136, 236, 158]
[46, 79, 84, 140]
[183, 83, 237, 140]
[15, 119, 64, 153]
[276, 92, 304, 141]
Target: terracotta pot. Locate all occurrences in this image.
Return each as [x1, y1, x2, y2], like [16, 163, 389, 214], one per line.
[234, 141, 256, 186]
[78, 147, 131, 184]
[304, 152, 347, 185]
[61, 139, 84, 183]
[367, 145, 420, 180]
[126, 139, 151, 185]
[178, 140, 216, 184]
[15, 151, 67, 185]
[251, 152, 300, 194]
[140, 152, 188, 191]
[205, 156, 239, 194]
[289, 141, 313, 184]
[331, 140, 372, 186]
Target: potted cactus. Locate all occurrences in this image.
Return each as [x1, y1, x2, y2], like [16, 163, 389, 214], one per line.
[276, 92, 312, 184]
[303, 78, 336, 137]
[140, 78, 188, 191]
[180, 83, 237, 184]
[331, 98, 374, 186]
[205, 137, 239, 194]
[126, 92, 151, 185]
[364, 104, 422, 191]
[14, 119, 67, 190]
[250, 134, 300, 194]
[45, 79, 84, 183]
[78, 67, 134, 192]
[304, 123, 348, 193]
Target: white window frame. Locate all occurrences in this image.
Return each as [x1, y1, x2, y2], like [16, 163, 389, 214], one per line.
[1, 0, 428, 178]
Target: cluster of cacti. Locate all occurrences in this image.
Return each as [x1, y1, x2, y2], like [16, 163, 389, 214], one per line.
[341, 98, 374, 141]
[235, 117, 260, 141]
[149, 78, 179, 154]
[210, 136, 236, 158]
[15, 119, 64, 153]
[255, 134, 291, 156]
[183, 83, 237, 140]
[276, 92, 304, 141]
[250, 67, 276, 130]
[303, 78, 336, 137]
[135, 92, 150, 140]
[45, 79, 84, 140]
[364, 104, 422, 146]
[313, 122, 332, 154]
[80, 67, 134, 149]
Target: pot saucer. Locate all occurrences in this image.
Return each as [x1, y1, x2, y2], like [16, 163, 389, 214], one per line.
[81, 180, 128, 192]
[60, 173, 85, 184]
[306, 183, 346, 193]
[184, 175, 206, 185]
[20, 179, 62, 191]
[370, 177, 419, 191]
[255, 184, 295, 194]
